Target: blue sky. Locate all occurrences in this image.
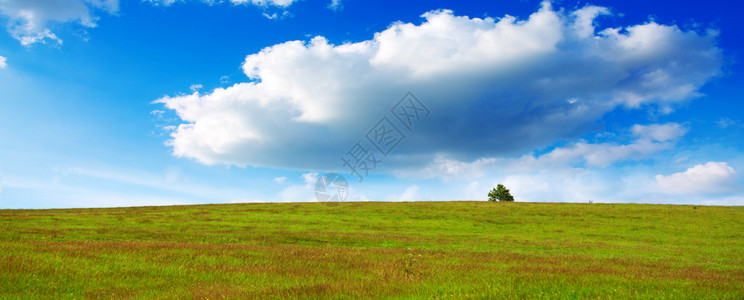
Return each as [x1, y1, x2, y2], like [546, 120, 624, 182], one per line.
[0, 0, 743, 208]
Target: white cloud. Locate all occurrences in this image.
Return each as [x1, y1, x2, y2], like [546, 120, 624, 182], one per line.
[394, 123, 687, 180]
[327, 0, 342, 11]
[48, 165, 255, 200]
[164, 166, 183, 184]
[157, 3, 722, 173]
[530, 123, 687, 167]
[0, 165, 263, 208]
[145, 0, 297, 8]
[391, 158, 743, 205]
[716, 118, 738, 129]
[276, 172, 367, 203]
[538, 141, 667, 168]
[500, 167, 664, 204]
[273, 176, 287, 183]
[0, 0, 119, 46]
[229, 198, 265, 204]
[0, 55, 6, 68]
[261, 10, 292, 20]
[393, 156, 498, 182]
[631, 123, 687, 142]
[571, 5, 610, 39]
[386, 185, 419, 202]
[189, 84, 203, 92]
[277, 172, 317, 202]
[656, 162, 739, 194]
[523, 139, 668, 168]
[219, 75, 230, 85]
[241, 0, 296, 7]
[460, 181, 485, 201]
[0, 0, 301, 46]
[698, 196, 744, 206]
[142, 0, 181, 5]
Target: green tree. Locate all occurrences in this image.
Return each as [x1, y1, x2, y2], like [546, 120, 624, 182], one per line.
[488, 184, 514, 202]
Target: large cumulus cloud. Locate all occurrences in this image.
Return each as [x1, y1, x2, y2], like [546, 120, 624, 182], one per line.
[156, 2, 722, 172]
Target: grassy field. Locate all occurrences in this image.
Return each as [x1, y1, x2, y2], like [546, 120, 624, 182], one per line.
[1, 201, 743, 299]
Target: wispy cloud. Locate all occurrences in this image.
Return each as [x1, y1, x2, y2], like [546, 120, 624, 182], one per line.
[0, 0, 302, 46]
[327, 0, 343, 11]
[393, 123, 688, 180]
[145, 0, 298, 8]
[716, 118, 739, 129]
[657, 162, 740, 194]
[1, 165, 261, 208]
[0, 0, 119, 46]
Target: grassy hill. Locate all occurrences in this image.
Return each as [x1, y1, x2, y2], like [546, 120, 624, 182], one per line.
[1, 201, 743, 299]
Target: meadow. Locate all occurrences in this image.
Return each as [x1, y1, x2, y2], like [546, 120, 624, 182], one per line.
[1, 201, 742, 299]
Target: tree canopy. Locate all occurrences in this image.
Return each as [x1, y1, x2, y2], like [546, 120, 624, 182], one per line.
[488, 184, 514, 202]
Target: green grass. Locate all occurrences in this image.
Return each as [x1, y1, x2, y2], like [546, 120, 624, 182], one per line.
[1, 201, 743, 299]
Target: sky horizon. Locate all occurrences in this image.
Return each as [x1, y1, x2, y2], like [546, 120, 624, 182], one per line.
[1, 0, 743, 209]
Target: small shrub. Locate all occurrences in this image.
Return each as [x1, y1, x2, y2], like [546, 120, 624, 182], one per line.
[488, 184, 514, 202]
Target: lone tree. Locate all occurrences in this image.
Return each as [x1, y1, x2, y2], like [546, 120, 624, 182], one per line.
[488, 184, 514, 202]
